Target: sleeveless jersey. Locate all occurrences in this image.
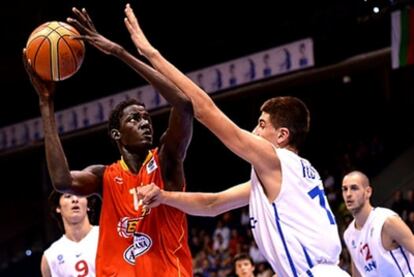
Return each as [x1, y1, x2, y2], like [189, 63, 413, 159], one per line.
[249, 148, 342, 277]
[44, 225, 99, 277]
[96, 149, 192, 276]
[343, 207, 414, 277]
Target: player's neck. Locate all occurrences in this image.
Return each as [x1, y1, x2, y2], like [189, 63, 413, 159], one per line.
[120, 149, 151, 174]
[354, 204, 373, 230]
[65, 220, 93, 242]
[284, 145, 298, 153]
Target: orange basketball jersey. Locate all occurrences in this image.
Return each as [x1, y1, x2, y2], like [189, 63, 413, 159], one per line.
[96, 149, 192, 276]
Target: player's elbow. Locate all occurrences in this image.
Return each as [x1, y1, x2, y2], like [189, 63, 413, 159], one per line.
[51, 180, 73, 194]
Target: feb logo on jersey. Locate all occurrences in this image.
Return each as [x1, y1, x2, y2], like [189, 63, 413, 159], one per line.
[123, 232, 152, 265]
[117, 217, 140, 238]
[146, 157, 157, 174]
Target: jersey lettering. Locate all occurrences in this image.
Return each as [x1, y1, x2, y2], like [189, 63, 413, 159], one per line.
[129, 184, 143, 211]
[360, 243, 373, 261]
[300, 159, 317, 180]
[75, 260, 89, 277]
[308, 186, 336, 224]
[364, 261, 377, 272]
[249, 217, 258, 229]
[129, 184, 152, 215]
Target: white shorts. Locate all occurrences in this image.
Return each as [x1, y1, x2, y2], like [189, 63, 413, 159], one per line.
[299, 264, 350, 277]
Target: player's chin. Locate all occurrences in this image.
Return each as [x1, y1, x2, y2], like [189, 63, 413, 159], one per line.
[141, 140, 153, 148]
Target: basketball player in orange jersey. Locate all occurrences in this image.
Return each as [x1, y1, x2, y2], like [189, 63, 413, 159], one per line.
[23, 8, 194, 276]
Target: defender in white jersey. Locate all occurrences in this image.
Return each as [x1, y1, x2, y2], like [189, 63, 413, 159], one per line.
[342, 171, 414, 277]
[249, 147, 343, 276]
[116, 30, 350, 272]
[41, 191, 99, 277]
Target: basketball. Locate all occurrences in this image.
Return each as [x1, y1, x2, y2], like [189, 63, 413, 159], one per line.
[25, 21, 85, 81]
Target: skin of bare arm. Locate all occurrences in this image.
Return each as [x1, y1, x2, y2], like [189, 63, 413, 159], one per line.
[123, 4, 282, 201]
[382, 215, 414, 254]
[67, 7, 194, 191]
[350, 260, 362, 277]
[40, 255, 52, 277]
[137, 181, 251, 217]
[23, 50, 104, 196]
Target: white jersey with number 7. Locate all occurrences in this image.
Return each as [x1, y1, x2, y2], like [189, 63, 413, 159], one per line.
[249, 148, 343, 277]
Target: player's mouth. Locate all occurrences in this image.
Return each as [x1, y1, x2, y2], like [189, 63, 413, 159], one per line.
[345, 200, 353, 206]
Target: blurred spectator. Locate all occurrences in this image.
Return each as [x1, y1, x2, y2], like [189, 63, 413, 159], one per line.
[228, 229, 244, 256]
[213, 219, 231, 249]
[390, 189, 407, 219]
[212, 233, 228, 253]
[240, 207, 250, 227]
[406, 189, 414, 216]
[255, 262, 274, 277]
[248, 241, 266, 265]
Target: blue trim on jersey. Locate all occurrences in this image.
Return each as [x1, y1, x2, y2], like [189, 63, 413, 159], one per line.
[272, 203, 298, 277]
[399, 246, 414, 276]
[390, 248, 405, 276]
[301, 244, 314, 269]
[306, 269, 314, 276]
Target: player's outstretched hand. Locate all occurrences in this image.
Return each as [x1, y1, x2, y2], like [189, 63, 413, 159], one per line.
[123, 3, 157, 58]
[67, 7, 121, 55]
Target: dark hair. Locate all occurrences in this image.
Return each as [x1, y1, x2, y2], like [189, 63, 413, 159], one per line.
[48, 190, 99, 232]
[261, 96, 310, 149]
[107, 99, 145, 139]
[233, 252, 254, 265]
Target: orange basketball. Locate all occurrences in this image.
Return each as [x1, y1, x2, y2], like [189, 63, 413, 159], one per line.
[25, 21, 85, 81]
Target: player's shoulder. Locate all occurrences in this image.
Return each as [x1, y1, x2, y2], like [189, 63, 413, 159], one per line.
[373, 207, 397, 218]
[343, 219, 356, 238]
[43, 235, 67, 256]
[91, 225, 99, 234]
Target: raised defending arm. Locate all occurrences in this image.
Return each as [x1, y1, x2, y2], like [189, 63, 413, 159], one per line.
[123, 4, 277, 174]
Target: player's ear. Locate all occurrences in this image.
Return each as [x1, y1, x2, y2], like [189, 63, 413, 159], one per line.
[277, 127, 290, 144]
[56, 207, 61, 214]
[366, 186, 373, 198]
[111, 129, 121, 140]
[279, 127, 289, 138]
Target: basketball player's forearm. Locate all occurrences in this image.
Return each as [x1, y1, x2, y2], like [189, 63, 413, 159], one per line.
[123, 6, 219, 124]
[161, 190, 221, 217]
[39, 101, 72, 191]
[112, 47, 192, 111]
[145, 50, 217, 118]
[146, 50, 247, 155]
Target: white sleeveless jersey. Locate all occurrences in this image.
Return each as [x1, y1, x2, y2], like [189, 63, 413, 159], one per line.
[343, 207, 414, 277]
[249, 148, 342, 277]
[44, 226, 99, 277]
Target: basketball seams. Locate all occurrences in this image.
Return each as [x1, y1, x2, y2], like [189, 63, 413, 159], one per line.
[26, 21, 85, 81]
[60, 36, 84, 69]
